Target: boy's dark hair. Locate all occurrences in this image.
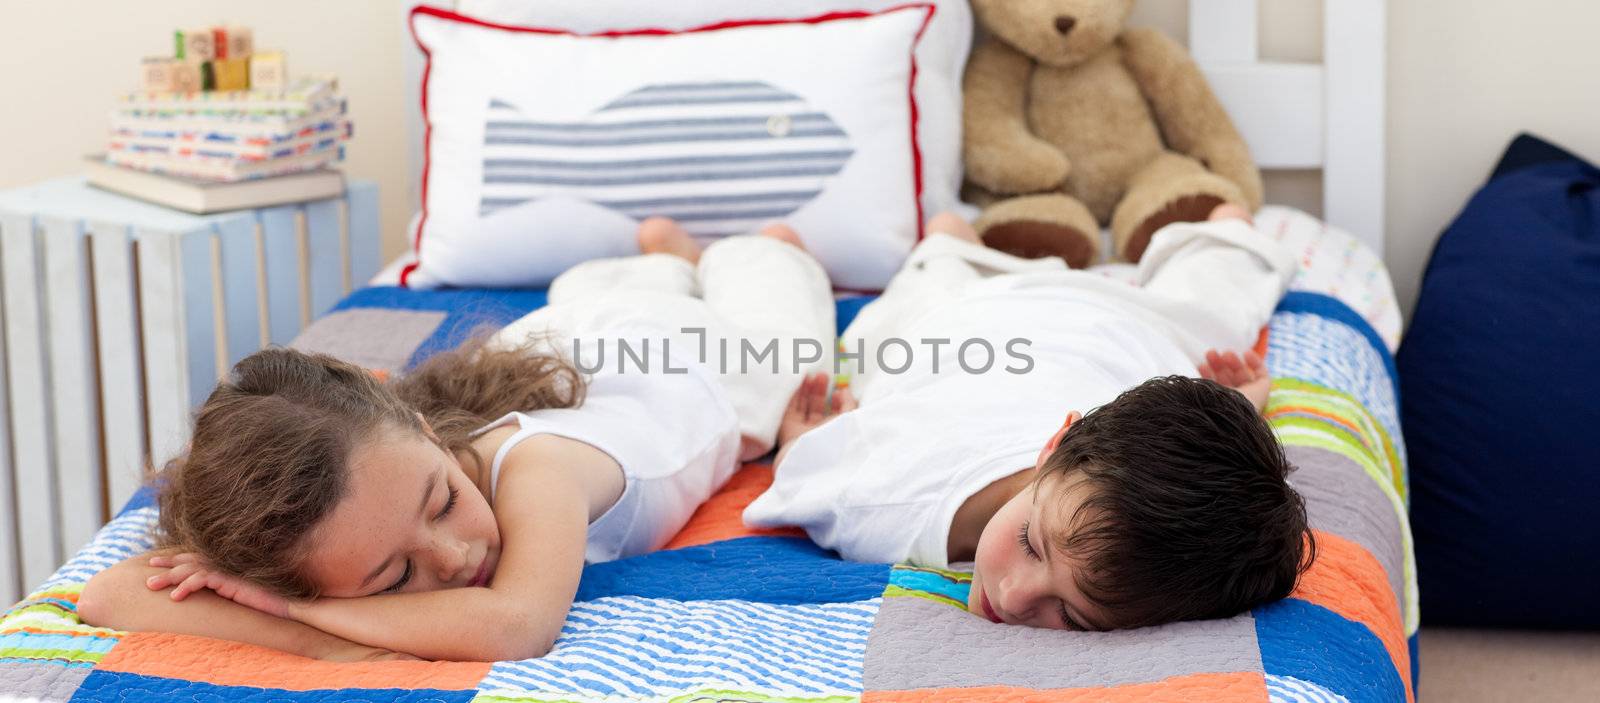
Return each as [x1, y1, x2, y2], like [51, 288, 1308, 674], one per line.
[1040, 375, 1314, 629]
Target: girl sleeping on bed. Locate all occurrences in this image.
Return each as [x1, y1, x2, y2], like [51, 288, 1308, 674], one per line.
[78, 206, 1311, 661]
[77, 218, 838, 662]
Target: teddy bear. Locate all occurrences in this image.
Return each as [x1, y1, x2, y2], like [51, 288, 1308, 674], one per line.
[962, 0, 1263, 266]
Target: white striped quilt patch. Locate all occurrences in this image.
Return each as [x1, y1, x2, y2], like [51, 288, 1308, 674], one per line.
[481, 595, 881, 699]
[40, 508, 157, 591]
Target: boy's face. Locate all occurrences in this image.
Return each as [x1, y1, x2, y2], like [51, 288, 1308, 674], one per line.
[966, 414, 1110, 630]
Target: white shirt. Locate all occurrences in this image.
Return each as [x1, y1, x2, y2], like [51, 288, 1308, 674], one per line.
[744, 218, 1293, 568]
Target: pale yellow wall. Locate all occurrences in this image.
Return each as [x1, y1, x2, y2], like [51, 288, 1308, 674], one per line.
[0, 0, 410, 261]
[4, 1, 1598, 327]
[1387, 0, 1600, 320]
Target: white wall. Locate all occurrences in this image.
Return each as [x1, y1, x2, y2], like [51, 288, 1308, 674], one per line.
[4, 0, 1598, 328]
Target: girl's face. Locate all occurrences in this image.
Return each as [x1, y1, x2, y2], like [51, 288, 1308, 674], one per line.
[300, 424, 501, 597]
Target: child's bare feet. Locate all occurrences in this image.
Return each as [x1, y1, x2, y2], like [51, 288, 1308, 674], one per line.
[638, 217, 703, 263]
[758, 223, 806, 250]
[1207, 203, 1254, 224]
[927, 211, 981, 244]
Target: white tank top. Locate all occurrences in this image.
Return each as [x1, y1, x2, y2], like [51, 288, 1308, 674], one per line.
[476, 332, 741, 562]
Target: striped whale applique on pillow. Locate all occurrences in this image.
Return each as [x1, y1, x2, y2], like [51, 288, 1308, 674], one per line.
[478, 81, 855, 239]
[406, 4, 933, 290]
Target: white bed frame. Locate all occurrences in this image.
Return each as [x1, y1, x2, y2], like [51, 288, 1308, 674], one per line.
[401, 0, 1388, 255]
[1193, 0, 1387, 253]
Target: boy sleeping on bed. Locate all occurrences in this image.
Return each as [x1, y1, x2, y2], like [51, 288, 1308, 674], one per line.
[746, 204, 1315, 630]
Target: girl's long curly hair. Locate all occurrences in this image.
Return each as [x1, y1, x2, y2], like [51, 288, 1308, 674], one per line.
[155, 338, 584, 598]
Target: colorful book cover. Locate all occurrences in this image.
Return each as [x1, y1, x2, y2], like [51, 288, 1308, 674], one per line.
[117, 76, 339, 117]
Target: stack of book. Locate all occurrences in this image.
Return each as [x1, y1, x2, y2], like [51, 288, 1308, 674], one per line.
[108, 74, 350, 180]
[89, 26, 351, 213]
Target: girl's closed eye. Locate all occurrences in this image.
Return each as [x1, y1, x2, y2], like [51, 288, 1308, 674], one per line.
[383, 486, 460, 595]
[439, 485, 459, 519]
[384, 561, 413, 594]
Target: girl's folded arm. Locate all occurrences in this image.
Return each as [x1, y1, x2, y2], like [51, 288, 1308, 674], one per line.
[78, 552, 398, 661]
[286, 439, 591, 662]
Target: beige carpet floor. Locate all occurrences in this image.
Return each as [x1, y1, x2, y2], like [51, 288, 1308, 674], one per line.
[1417, 627, 1600, 701]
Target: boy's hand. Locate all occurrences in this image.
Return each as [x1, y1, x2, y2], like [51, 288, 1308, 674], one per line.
[1198, 349, 1271, 412]
[147, 552, 295, 619]
[778, 372, 857, 447]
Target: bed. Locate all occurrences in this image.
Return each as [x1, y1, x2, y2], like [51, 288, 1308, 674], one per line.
[1, 1, 1414, 700]
[1, 206, 1413, 702]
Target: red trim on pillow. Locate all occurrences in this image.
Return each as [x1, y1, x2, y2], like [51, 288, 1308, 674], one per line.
[906, 5, 934, 243]
[400, 11, 429, 286]
[402, 3, 936, 288]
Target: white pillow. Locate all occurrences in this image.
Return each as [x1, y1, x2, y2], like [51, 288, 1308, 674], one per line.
[456, 0, 975, 230]
[405, 4, 944, 291]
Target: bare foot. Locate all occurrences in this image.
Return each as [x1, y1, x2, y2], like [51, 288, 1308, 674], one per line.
[1208, 203, 1253, 224]
[758, 223, 806, 250]
[638, 217, 703, 263]
[927, 212, 980, 243]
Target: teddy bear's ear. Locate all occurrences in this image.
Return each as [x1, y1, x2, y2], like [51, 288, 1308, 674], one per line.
[971, 0, 1135, 68]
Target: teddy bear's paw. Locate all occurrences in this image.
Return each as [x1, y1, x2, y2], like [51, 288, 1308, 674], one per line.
[981, 220, 1099, 268]
[1121, 193, 1227, 263]
[975, 193, 1102, 267]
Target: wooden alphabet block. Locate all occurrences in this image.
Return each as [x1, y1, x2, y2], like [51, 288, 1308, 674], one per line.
[224, 26, 253, 59]
[170, 61, 201, 93]
[249, 51, 287, 91]
[212, 57, 249, 91]
[175, 27, 215, 61]
[140, 57, 178, 92]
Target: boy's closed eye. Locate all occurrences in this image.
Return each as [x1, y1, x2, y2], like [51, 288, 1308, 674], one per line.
[1017, 518, 1090, 631]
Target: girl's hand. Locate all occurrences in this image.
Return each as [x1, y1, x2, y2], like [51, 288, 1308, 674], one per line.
[778, 372, 857, 447]
[147, 553, 295, 619]
[1198, 349, 1271, 412]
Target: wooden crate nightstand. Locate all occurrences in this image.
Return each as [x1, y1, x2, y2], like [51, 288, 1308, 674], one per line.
[0, 177, 380, 600]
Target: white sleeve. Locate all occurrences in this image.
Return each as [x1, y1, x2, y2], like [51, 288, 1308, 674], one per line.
[744, 412, 941, 565]
[742, 418, 851, 533]
[743, 413, 879, 555]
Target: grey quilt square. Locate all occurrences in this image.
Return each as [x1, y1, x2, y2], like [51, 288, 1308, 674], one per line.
[862, 596, 1261, 691]
[290, 308, 446, 372]
[0, 661, 91, 701]
[1286, 445, 1407, 609]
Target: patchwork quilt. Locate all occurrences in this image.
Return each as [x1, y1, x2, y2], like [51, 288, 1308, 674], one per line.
[1, 245, 1415, 702]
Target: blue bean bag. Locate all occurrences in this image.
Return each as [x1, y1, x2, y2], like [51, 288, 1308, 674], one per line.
[1400, 134, 1600, 628]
